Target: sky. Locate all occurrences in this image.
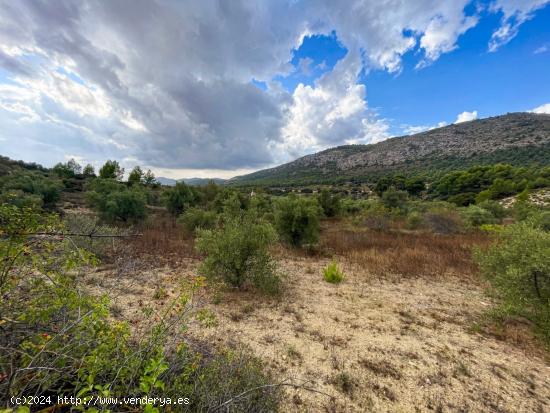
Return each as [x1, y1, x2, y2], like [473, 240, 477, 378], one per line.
[0, 0, 549, 179]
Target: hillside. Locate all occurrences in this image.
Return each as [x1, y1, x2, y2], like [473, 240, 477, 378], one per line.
[157, 177, 227, 186]
[232, 113, 550, 186]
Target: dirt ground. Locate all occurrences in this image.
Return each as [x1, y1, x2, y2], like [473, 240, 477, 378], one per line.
[83, 255, 550, 413]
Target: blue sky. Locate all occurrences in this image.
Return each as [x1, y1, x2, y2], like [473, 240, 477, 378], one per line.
[279, 4, 550, 136]
[0, 0, 549, 178]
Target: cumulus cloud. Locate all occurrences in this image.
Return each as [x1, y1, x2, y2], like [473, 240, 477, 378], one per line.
[278, 52, 390, 161]
[530, 103, 550, 114]
[455, 110, 478, 123]
[489, 0, 550, 52]
[0, 0, 543, 175]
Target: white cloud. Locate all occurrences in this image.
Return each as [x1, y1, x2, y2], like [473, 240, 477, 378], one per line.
[0, 0, 544, 175]
[455, 110, 478, 123]
[278, 52, 390, 161]
[403, 121, 448, 135]
[530, 103, 550, 114]
[417, 8, 478, 67]
[534, 45, 548, 54]
[489, 0, 550, 52]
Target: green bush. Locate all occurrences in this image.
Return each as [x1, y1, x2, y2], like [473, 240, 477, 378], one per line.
[196, 213, 281, 294]
[178, 207, 218, 233]
[460, 205, 498, 228]
[474, 221, 550, 344]
[318, 189, 341, 217]
[380, 187, 408, 212]
[0, 189, 43, 209]
[362, 201, 391, 231]
[0, 205, 280, 412]
[323, 261, 344, 284]
[406, 211, 423, 230]
[163, 182, 198, 215]
[340, 198, 368, 216]
[274, 195, 321, 247]
[477, 200, 506, 220]
[0, 170, 62, 208]
[86, 178, 147, 222]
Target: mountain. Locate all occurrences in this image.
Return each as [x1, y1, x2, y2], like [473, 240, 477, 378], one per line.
[182, 177, 226, 186]
[156, 176, 227, 186]
[156, 176, 178, 186]
[232, 113, 550, 186]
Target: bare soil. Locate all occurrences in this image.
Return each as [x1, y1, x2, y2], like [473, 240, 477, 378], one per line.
[83, 253, 550, 413]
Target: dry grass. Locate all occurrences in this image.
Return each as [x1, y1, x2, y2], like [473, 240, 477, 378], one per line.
[127, 210, 198, 266]
[320, 225, 490, 279]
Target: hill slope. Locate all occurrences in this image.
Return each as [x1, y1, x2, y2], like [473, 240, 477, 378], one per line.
[232, 113, 550, 186]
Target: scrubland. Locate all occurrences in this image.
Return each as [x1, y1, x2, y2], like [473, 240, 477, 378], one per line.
[79, 208, 549, 413]
[2, 159, 549, 412]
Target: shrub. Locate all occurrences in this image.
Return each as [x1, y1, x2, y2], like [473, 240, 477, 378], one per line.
[362, 201, 391, 231]
[104, 189, 147, 222]
[86, 179, 147, 222]
[477, 200, 506, 220]
[461, 205, 498, 228]
[323, 261, 344, 284]
[0, 205, 280, 412]
[274, 196, 321, 247]
[381, 187, 408, 212]
[474, 221, 550, 343]
[340, 198, 368, 216]
[0, 170, 62, 208]
[422, 209, 462, 234]
[529, 210, 550, 231]
[448, 192, 477, 206]
[163, 182, 198, 215]
[0, 189, 43, 209]
[196, 213, 281, 294]
[172, 347, 280, 412]
[318, 189, 341, 217]
[178, 207, 218, 233]
[406, 211, 423, 230]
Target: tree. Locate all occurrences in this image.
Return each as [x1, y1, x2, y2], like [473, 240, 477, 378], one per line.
[163, 182, 197, 215]
[404, 177, 425, 196]
[143, 169, 158, 186]
[52, 158, 81, 178]
[67, 158, 82, 175]
[128, 166, 144, 186]
[99, 160, 124, 180]
[82, 164, 96, 177]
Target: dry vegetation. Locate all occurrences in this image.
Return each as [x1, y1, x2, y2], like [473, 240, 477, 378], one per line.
[320, 223, 489, 279]
[82, 213, 550, 413]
